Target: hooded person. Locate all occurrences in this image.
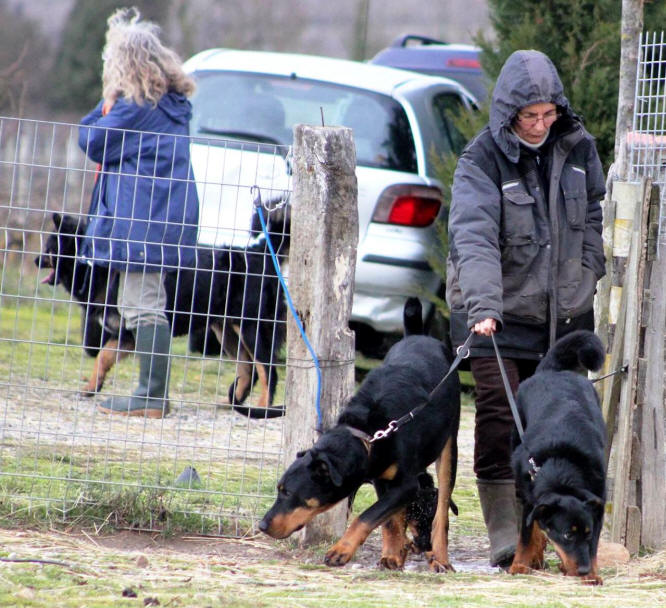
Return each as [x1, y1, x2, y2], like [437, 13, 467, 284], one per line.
[445, 50, 605, 567]
[78, 7, 199, 419]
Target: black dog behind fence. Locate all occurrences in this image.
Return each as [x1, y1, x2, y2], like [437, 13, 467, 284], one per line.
[34, 200, 291, 418]
[0, 115, 293, 534]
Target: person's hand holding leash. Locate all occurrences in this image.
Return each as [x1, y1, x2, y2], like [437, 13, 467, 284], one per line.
[473, 317, 497, 336]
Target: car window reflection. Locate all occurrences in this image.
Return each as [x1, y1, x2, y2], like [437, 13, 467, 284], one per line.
[191, 71, 417, 173]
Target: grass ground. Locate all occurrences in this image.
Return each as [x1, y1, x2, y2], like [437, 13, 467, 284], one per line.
[1, 261, 665, 606]
[0, 398, 664, 607]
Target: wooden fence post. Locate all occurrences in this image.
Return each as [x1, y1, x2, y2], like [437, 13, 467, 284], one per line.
[601, 181, 641, 456]
[638, 184, 665, 550]
[608, 179, 650, 549]
[283, 124, 358, 544]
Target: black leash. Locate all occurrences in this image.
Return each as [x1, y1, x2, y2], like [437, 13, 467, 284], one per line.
[491, 334, 627, 480]
[490, 333, 541, 480]
[365, 331, 475, 444]
[490, 333, 524, 439]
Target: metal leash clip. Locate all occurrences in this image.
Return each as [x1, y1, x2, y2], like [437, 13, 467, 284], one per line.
[456, 331, 474, 359]
[528, 457, 541, 481]
[251, 184, 290, 212]
[251, 185, 263, 208]
[456, 343, 471, 358]
[370, 420, 398, 443]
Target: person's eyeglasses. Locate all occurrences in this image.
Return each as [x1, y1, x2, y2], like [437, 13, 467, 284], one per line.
[516, 109, 560, 128]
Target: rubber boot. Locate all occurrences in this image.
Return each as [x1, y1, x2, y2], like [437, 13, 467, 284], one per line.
[477, 479, 519, 568]
[98, 323, 171, 418]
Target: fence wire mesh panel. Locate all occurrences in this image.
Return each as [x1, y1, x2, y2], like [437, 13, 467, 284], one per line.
[629, 31, 666, 252]
[0, 116, 292, 536]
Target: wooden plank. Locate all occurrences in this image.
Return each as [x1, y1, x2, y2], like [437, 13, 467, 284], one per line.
[640, 187, 666, 549]
[612, 181, 640, 254]
[646, 184, 661, 261]
[602, 282, 627, 462]
[601, 183, 639, 460]
[626, 506, 642, 557]
[594, 184, 616, 367]
[600, 182, 637, 411]
[609, 179, 651, 544]
[285, 124, 358, 544]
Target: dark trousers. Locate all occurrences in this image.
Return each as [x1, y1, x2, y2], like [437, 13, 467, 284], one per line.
[470, 357, 539, 480]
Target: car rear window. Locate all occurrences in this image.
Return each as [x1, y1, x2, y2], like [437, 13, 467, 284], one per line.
[191, 71, 417, 173]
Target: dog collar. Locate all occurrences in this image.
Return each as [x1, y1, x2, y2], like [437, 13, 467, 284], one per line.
[344, 426, 372, 455]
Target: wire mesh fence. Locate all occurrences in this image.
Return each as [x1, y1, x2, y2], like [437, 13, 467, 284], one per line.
[629, 31, 666, 252]
[0, 115, 292, 536]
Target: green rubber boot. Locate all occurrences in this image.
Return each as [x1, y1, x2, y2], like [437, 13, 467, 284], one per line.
[98, 323, 171, 418]
[477, 479, 520, 568]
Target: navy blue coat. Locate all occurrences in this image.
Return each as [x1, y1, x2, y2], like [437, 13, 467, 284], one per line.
[78, 93, 199, 272]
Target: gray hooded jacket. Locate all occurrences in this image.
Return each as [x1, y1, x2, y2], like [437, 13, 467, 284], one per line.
[446, 50, 605, 358]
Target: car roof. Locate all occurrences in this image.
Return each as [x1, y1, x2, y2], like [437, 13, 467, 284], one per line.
[371, 42, 482, 73]
[183, 48, 467, 96]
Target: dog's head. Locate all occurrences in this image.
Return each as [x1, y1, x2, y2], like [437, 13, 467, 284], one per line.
[527, 490, 604, 576]
[34, 213, 85, 286]
[259, 437, 360, 539]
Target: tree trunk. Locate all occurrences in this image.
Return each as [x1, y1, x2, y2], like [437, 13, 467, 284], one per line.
[613, 0, 644, 179]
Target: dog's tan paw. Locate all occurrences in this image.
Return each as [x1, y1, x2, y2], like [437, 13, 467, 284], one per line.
[378, 555, 405, 570]
[426, 552, 455, 573]
[509, 563, 532, 575]
[324, 543, 354, 567]
[79, 381, 99, 397]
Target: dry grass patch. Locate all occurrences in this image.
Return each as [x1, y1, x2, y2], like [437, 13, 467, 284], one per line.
[0, 527, 664, 608]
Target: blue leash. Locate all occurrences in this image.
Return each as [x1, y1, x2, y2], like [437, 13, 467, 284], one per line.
[254, 195, 323, 428]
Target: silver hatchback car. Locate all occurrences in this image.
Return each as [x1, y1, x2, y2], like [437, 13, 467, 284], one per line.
[183, 49, 475, 353]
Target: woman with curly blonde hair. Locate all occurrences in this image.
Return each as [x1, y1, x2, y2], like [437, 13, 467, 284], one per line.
[101, 7, 195, 108]
[78, 7, 199, 419]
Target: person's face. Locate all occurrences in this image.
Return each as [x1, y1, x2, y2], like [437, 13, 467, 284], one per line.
[513, 102, 559, 144]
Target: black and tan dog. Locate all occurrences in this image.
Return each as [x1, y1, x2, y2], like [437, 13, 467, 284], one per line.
[259, 298, 460, 571]
[405, 471, 448, 555]
[35, 205, 289, 417]
[509, 330, 606, 584]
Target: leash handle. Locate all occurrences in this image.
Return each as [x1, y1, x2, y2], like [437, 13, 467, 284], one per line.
[490, 333, 525, 440]
[425, 330, 474, 402]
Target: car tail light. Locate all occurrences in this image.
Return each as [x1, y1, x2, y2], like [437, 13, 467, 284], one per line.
[372, 185, 443, 227]
[446, 57, 481, 69]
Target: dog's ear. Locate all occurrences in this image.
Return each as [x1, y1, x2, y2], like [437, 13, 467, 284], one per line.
[581, 490, 605, 517]
[309, 452, 343, 487]
[527, 493, 561, 528]
[53, 212, 62, 229]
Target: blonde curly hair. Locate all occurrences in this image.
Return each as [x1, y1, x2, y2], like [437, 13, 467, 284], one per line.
[102, 7, 195, 106]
